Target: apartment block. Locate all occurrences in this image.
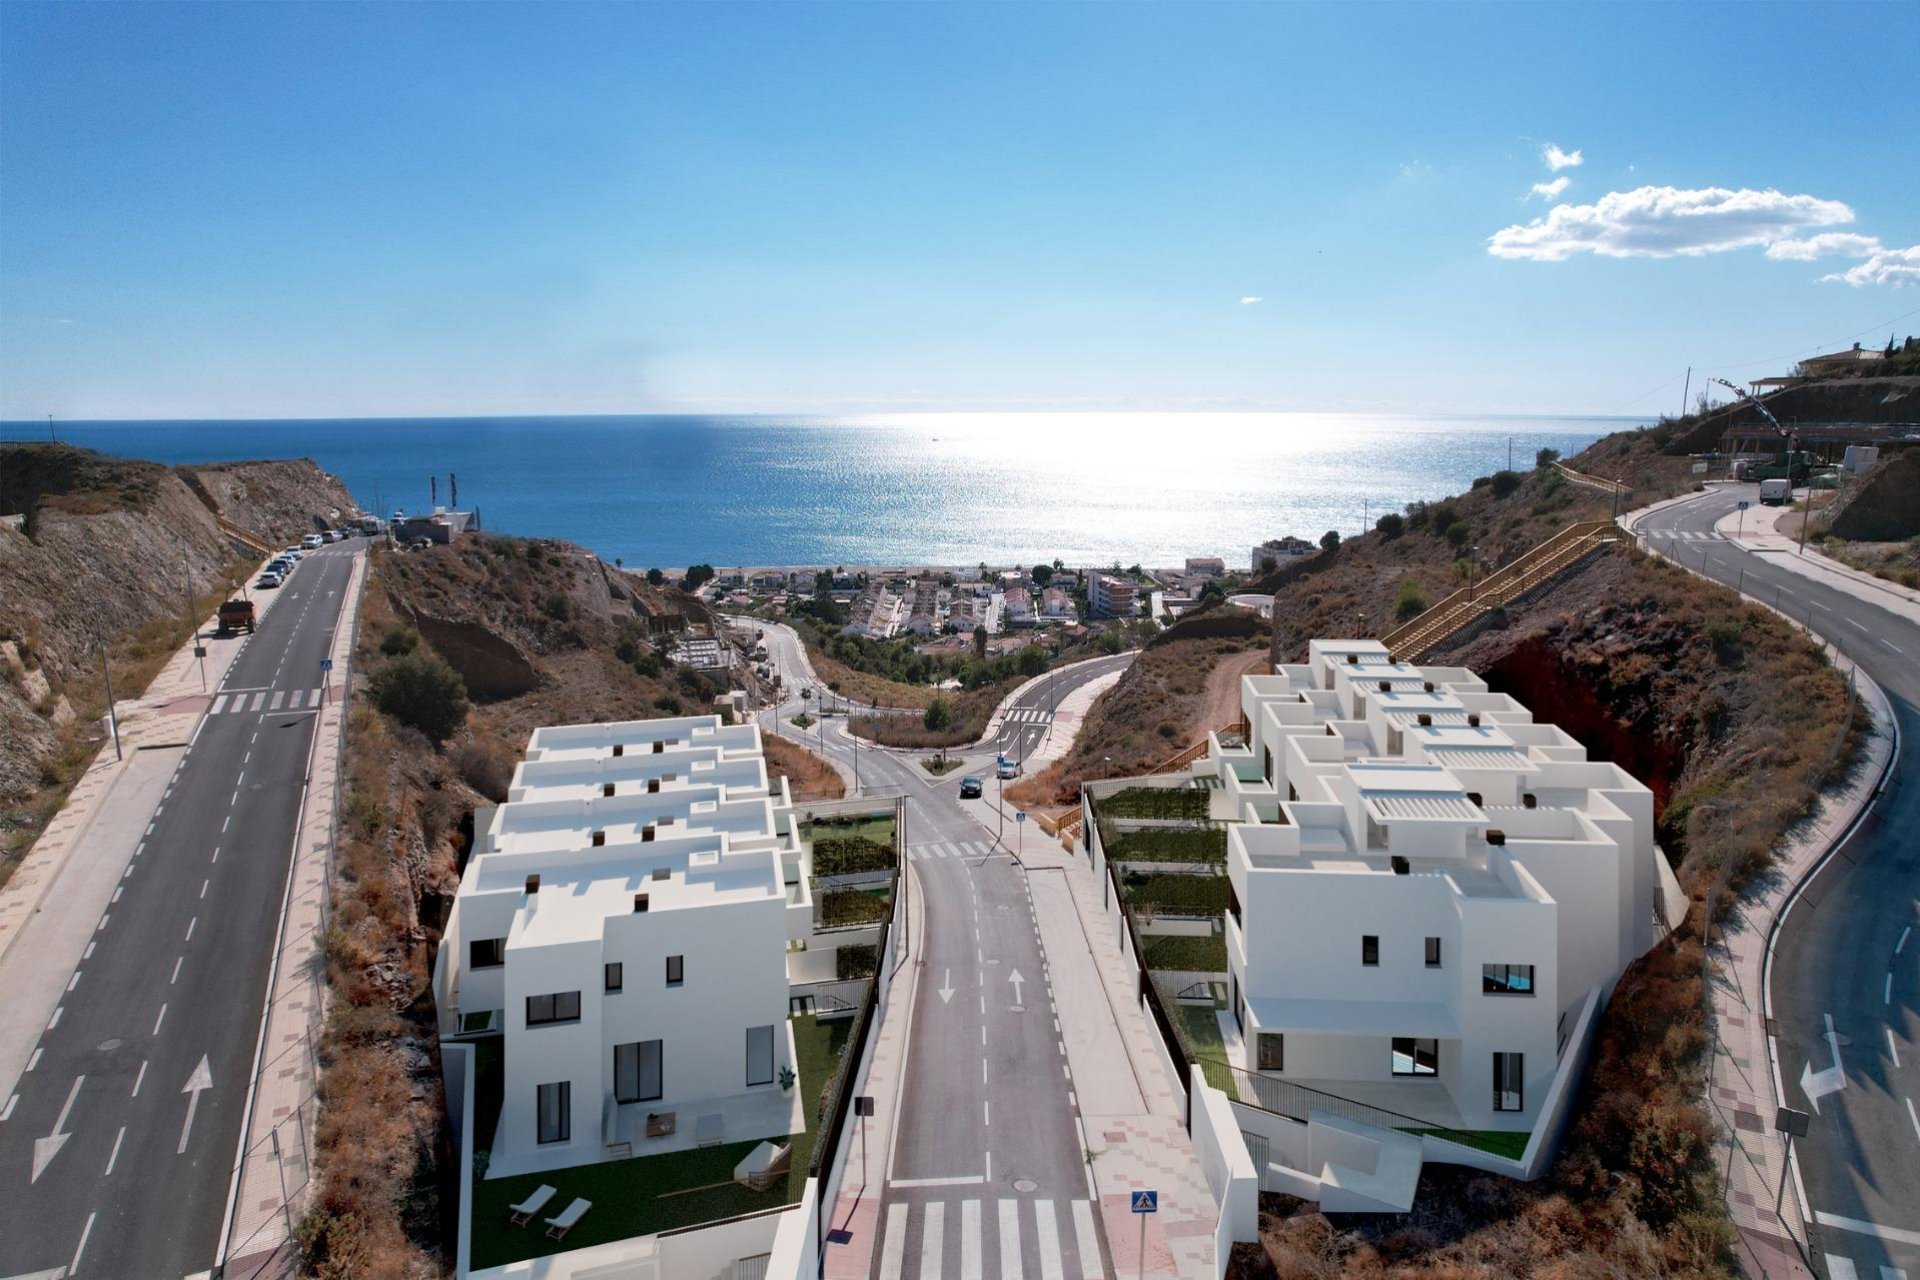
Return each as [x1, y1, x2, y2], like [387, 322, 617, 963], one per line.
[1088, 573, 1138, 619]
[437, 714, 812, 1177]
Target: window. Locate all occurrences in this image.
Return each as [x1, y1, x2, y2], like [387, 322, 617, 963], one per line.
[525, 990, 581, 1026]
[1361, 935, 1379, 967]
[1424, 937, 1442, 968]
[1231, 975, 1243, 1034]
[536, 1081, 570, 1144]
[1391, 1037, 1439, 1077]
[1493, 1052, 1525, 1112]
[614, 1041, 662, 1103]
[1227, 881, 1242, 931]
[1257, 1033, 1284, 1072]
[604, 962, 623, 992]
[746, 1024, 776, 1087]
[666, 955, 684, 986]
[1482, 964, 1536, 995]
[469, 938, 506, 969]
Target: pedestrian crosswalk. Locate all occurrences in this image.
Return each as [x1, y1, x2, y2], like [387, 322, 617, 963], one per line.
[907, 840, 999, 862]
[207, 688, 326, 715]
[1825, 1255, 1907, 1279]
[878, 1195, 1102, 1280]
[1652, 529, 1725, 542]
[1003, 707, 1054, 725]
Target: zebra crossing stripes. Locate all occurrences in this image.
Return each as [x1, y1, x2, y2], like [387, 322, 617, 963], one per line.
[878, 1196, 1099, 1280]
[206, 688, 325, 715]
[1824, 1257, 1908, 1280]
[908, 840, 997, 862]
[1003, 707, 1053, 724]
[1654, 529, 1724, 542]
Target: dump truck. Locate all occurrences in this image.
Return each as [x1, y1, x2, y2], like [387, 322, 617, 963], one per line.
[217, 599, 257, 635]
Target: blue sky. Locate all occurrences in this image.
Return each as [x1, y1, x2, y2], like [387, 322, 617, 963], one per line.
[2, 1, 1916, 420]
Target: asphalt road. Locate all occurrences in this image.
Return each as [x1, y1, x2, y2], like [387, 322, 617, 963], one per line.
[0, 543, 358, 1280]
[1634, 488, 1919, 1278]
[754, 635, 1133, 1278]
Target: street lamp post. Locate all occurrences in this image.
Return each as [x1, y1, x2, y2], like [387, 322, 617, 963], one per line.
[1467, 547, 1480, 602]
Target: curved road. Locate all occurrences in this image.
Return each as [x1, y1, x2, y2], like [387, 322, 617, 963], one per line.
[1634, 487, 1918, 1278]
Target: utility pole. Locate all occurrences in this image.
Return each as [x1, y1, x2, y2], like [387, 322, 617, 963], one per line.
[48, 414, 56, 443]
[98, 637, 122, 762]
[1506, 436, 1512, 472]
[1680, 366, 1692, 421]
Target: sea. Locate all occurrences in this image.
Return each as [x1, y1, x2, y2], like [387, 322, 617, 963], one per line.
[0, 413, 1641, 570]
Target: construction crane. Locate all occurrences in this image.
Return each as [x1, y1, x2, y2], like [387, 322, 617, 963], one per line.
[1711, 378, 1806, 482]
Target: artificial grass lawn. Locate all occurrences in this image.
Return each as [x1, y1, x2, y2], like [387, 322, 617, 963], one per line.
[1139, 930, 1228, 972]
[1177, 1001, 1235, 1093]
[801, 813, 897, 851]
[470, 1012, 852, 1269]
[1402, 1126, 1532, 1161]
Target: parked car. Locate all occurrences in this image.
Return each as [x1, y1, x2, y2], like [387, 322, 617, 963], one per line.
[958, 776, 983, 799]
[256, 571, 283, 589]
[281, 547, 303, 561]
[996, 758, 1020, 779]
[301, 534, 323, 549]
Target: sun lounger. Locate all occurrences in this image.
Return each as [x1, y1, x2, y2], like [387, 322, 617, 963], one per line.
[545, 1197, 591, 1240]
[508, 1184, 556, 1227]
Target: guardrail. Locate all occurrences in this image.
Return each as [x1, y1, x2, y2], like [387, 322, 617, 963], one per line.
[1379, 519, 1626, 661]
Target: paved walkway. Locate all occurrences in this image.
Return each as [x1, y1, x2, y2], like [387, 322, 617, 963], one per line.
[224, 551, 367, 1277]
[1017, 670, 1124, 774]
[1629, 495, 1901, 1278]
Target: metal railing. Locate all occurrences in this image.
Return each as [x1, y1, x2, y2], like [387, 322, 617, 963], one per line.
[1211, 1058, 1502, 1157]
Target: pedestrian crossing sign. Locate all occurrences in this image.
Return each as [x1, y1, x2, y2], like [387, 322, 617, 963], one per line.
[1131, 1190, 1158, 1214]
[320, 658, 333, 671]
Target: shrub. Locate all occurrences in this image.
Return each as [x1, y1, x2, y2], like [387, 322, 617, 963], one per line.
[836, 944, 878, 980]
[451, 739, 514, 802]
[368, 652, 469, 742]
[1703, 614, 1746, 662]
[541, 592, 571, 621]
[1429, 505, 1459, 535]
[1445, 522, 1471, 548]
[1017, 644, 1049, 677]
[1121, 871, 1229, 913]
[1140, 931, 1228, 971]
[1394, 577, 1429, 620]
[646, 567, 665, 585]
[1108, 827, 1227, 863]
[818, 888, 891, 927]
[1375, 512, 1405, 539]
[378, 626, 418, 657]
[1536, 446, 1561, 467]
[812, 835, 896, 876]
[653, 694, 682, 714]
[1319, 530, 1341, 552]
[1490, 469, 1523, 498]
[923, 697, 953, 731]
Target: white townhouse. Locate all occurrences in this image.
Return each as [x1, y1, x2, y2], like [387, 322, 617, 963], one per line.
[437, 714, 814, 1177]
[1198, 639, 1674, 1136]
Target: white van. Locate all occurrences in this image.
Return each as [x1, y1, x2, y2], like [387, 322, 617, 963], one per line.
[1757, 478, 1792, 506]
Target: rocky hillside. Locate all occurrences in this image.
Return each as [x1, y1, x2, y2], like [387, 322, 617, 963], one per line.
[0, 444, 356, 875]
[1818, 445, 1920, 541]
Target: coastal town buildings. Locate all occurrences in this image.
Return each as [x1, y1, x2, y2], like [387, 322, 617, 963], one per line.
[1003, 585, 1034, 625]
[1252, 536, 1315, 572]
[1185, 556, 1226, 577]
[1087, 572, 1138, 619]
[1040, 585, 1074, 620]
[1193, 639, 1673, 1138]
[435, 714, 810, 1178]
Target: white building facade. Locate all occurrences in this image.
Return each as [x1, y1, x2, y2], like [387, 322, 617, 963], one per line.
[1196, 640, 1673, 1136]
[438, 714, 812, 1177]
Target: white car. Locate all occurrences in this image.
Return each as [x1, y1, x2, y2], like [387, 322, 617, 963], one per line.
[301, 534, 323, 550]
[256, 571, 284, 589]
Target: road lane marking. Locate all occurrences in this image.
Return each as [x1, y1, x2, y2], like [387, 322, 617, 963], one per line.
[66, 972, 79, 992]
[173, 957, 184, 984]
[211, 694, 228, 714]
[185, 917, 197, 942]
[999, 1199, 1025, 1280]
[201, 879, 209, 899]
[1815, 1213, 1920, 1247]
[1826, 1258, 1859, 1280]
[1072, 1199, 1101, 1278]
[961, 1198, 983, 1280]
[106, 1124, 126, 1176]
[211, 846, 220, 863]
[0, 1094, 14, 1121]
[1889, 974, 1895, 1004]
[1892, 1028, 1904, 1069]
[111, 887, 122, 904]
[132, 1059, 147, 1096]
[97, 913, 108, 932]
[878, 1203, 908, 1280]
[1887, 639, 1906, 654]
[891, 1174, 986, 1188]
[177, 1055, 214, 1153]
[921, 1201, 945, 1278]
[32, 1075, 84, 1182]
[1034, 1198, 1065, 1280]
[27, 1048, 42, 1071]
[1909, 1097, 1920, 1145]
[153, 1002, 168, 1035]
[48, 1007, 63, 1030]
[70, 1211, 96, 1275]
[1899, 927, 1912, 955]
[1847, 617, 1870, 632]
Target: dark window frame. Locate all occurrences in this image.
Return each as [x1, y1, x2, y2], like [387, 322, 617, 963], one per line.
[469, 937, 506, 969]
[536, 1080, 571, 1144]
[1481, 963, 1536, 995]
[666, 954, 685, 987]
[604, 962, 623, 992]
[1391, 1036, 1439, 1077]
[525, 990, 582, 1026]
[1361, 935, 1380, 967]
[1424, 936, 1442, 968]
[1493, 1051, 1525, 1112]
[614, 1040, 664, 1103]
[1257, 1032, 1284, 1072]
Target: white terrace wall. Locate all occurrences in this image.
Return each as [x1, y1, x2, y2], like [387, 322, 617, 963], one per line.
[1189, 1070, 1258, 1279]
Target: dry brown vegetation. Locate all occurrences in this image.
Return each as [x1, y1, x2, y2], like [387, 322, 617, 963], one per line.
[764, 732, 846, 801]
[300, 536, 747, 1276]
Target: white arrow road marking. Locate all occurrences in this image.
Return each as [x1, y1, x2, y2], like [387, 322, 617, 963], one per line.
[938, 969, 956, 1004]
[1008, 968, 1025, 1005]
[1801, 1013, 1846, 1114]
[32, 1075, 84, 1183]
[177, 1055, 213, 1154]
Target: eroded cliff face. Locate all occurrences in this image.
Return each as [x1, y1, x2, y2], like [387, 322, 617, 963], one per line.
[0, 445, 357, 807]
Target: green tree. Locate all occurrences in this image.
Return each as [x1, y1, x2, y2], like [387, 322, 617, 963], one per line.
[923, 697, 953, 731]
[1429, 505, 1459, 536]
[370, 652, 470, 742]
[1320, 529, 1341, 552]
[1017, 644, 1048, 677]
[378, 626, 418, 657]
[1490, 470, 1523, 498]
[1446, 522, 1472, 548]
[683, 563, 715, 590]
[646, 567, 665, 586]
[1535, 446, 1561, 468]
[1031, 563, 1053, 586]
[1394, 577, 1429, 621]
[972, 625, 988, 661]
[1374, 512, 1405, 540]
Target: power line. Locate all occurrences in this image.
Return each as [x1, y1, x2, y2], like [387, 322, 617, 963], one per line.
[1691, 302, 1920, 374]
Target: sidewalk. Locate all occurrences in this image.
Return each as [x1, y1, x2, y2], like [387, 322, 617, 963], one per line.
[1626, 490, 1902, 1276]
[1017, 669, 1125, 774]
[222, 550, 367, 1277]
[1018, 838, 1214, 1278]
[1710, 500, 1920, 625]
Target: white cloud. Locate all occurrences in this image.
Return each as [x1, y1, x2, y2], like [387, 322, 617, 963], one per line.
[1529, 177, 1571, 201]
[1542, 144, 1584, 171]
[1822, 243, 1920, 287]
[1764, 232, 1883, 261]
[1488, 185, 1855, 261]
[1240, 295, 1263, 305]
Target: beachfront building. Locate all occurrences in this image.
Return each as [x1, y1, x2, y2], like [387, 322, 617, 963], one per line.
[1041, 585, 1075, 620]
[1193, 639, 1673, 1143]
[1185, 556, 1227, 578]
[437, 714, 811, 1178]
[1251, 537, 1315, 573]
[1088, 573, 1138, 619]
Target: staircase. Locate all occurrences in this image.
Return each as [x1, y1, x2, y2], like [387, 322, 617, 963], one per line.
[215, 514, 274, 557]
[1379, 519, 1626, 661]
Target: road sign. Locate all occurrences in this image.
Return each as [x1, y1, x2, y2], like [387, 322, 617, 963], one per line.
[1738, 500, 1750, 510]
[320, 658, 334, 671]
[854, 1096, 875, 1117]
[1130, 1190, 1158, 1214]
[1015, 811, 1027, 823]
[1775, 1106, 1810, 1138]
[193, 646, 207, 658]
